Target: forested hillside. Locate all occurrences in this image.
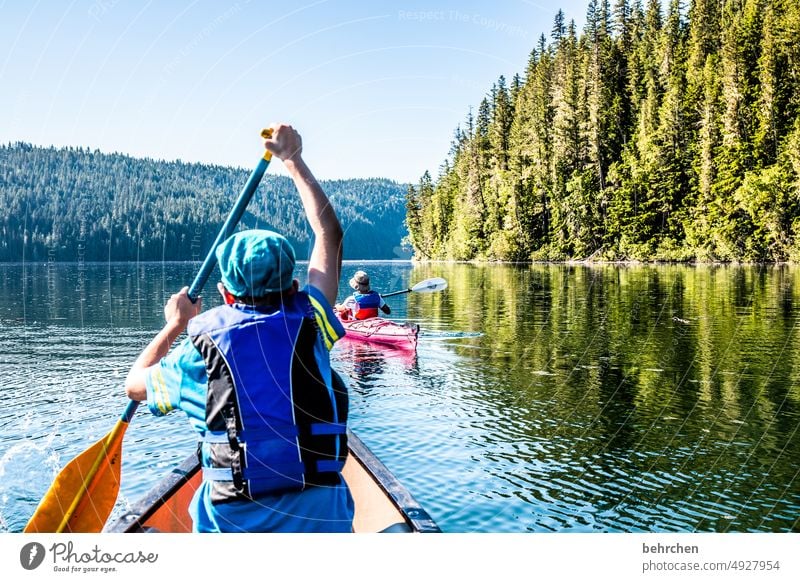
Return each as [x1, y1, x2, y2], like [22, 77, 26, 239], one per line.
[406, 0, 800, 262]
[0, 143, 409, 261]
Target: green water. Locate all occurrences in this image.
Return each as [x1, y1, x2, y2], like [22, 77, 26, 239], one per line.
[1, 262, 799, 532]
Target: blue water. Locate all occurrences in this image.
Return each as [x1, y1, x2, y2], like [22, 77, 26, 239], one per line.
[1, 261, 800, 532]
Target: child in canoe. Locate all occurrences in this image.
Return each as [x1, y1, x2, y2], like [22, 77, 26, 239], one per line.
[336, 270, 391, 320]
[125, 124, 353, 532]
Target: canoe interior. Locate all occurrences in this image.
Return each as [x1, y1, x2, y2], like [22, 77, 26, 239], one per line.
[109, 431, 439, 533]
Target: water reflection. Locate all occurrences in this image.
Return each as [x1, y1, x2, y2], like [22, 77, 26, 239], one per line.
[1, 262, 799, 532]
[334, 338, 418, 387]
[404, 262, 800, 532]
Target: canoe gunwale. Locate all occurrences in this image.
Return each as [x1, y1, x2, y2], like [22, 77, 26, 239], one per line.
[107, 430, 440, 533]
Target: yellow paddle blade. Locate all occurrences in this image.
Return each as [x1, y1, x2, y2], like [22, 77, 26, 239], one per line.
[24, 422, 125, 533]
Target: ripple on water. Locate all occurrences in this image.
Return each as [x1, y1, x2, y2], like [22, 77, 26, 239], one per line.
[6, 263, 800, 533]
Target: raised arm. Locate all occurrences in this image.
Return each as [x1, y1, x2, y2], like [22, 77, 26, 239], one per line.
[125, 287, 200, 401]
[264, 124, 343, 305]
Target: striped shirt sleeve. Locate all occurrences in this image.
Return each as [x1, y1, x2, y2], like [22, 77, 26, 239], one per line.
[145, 337, 207, 418]
[305, 284, 346, 350]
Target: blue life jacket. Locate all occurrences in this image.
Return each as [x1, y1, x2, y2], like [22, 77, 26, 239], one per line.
[352, 291, 381, 319]
[187, 292, 348, 503]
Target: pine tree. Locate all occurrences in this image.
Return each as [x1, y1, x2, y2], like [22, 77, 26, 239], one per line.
[489, 76, 513, 172]
[552, 9, 566, 44]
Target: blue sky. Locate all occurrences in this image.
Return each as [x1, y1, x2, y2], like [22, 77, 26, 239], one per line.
[1, 0, 591, 182]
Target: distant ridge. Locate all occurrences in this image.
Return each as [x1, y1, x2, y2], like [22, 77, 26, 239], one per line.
[0, 143, 410, 262]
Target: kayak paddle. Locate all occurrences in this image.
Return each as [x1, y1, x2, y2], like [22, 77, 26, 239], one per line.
[24, 129, 275, 533]
[381, 277, 448, 298]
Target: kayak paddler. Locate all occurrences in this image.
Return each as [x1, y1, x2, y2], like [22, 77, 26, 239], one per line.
[336, 270, 391, 320]
[124, 123, 354, 532]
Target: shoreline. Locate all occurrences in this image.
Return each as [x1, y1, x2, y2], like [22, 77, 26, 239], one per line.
[0, 258, 415, 266]
[1, 258, 797, 267]
[409, 257, 798, 267]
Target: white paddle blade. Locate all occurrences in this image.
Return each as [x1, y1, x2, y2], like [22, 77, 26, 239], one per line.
[411, 277, 448, 293]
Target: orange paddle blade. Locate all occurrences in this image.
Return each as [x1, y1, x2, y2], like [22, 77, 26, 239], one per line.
[24, 422, 125, 533]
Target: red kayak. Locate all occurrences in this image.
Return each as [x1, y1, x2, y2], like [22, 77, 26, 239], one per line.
[338, 316, 420, 350]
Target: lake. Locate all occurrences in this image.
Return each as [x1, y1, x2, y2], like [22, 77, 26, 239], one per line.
[1, 261, 799, 532]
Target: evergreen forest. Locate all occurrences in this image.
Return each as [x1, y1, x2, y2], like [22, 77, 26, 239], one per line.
[405, 0, 800, 262]
[0, 143, 409, 262]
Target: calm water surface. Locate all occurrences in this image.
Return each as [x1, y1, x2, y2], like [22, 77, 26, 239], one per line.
[1, 261, 799, 532]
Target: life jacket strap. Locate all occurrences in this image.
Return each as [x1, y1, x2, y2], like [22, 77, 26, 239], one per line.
[316, 460, 346, 473]
[203, 462, 303, 481]
[201, 426, 302, 443]
[203, 460, 346, 483]
[243, 462, 307, 480]
[244, 461, 346, 478]
[309, 422, 347, 436]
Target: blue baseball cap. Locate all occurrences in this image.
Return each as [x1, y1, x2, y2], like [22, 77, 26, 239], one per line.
[215, 230, 296, 297]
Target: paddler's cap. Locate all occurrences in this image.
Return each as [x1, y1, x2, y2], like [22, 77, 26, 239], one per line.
[349, 270, 370, 293]
[216, 230, 296, 296]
